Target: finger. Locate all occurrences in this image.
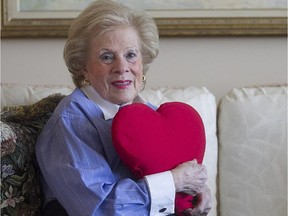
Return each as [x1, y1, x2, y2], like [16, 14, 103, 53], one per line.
[183, 208, 199, 216]
[192, 193, 202, 208]
[189, 207, 210, 216]
[191, 159, 197, 164]
[203, 206, 212, 215]
[182, 208, 193, 216]
[202, 200, 212, 214]
[185, 159, 197, 166]
[189, 207, 202, 216]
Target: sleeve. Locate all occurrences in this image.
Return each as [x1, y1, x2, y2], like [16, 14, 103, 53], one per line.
[145, 171, 176, 215]
[36, 114, 151, 216]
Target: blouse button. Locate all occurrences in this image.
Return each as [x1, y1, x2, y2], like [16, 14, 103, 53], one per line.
[159, 207, 167, 212]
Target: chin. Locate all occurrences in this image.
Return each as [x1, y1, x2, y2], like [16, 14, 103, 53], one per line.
[120, 97, 135, 105]
[115, 93, 137, 104]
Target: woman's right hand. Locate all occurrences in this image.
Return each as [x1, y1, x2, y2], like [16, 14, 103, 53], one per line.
[182, 185, 212, 216]
[171, 159, 208, 195]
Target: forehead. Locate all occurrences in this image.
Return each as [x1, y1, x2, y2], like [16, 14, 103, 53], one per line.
[91, 27, 140, 50]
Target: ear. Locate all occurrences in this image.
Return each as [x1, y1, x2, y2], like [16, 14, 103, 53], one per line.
[82, 68, 89, 78]
[140, 74, 147, 91]
[83, 67, 88, 73]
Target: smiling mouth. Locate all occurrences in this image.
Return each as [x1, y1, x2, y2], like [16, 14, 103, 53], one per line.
[112, 80, 132, 88]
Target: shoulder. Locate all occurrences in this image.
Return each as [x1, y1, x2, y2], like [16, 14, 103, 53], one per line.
[53, 88, 104, 120]
[146, 102, 157, 110]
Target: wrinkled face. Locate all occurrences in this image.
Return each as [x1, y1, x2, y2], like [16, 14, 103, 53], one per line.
[84, 27, 144, 105]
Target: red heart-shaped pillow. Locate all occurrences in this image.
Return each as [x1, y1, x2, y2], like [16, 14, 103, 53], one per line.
[111, 102, 206, 214]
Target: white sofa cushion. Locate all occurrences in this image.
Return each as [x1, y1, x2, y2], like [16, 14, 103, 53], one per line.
[0, 83, 74, 106]
[218, 86, 287, 216]
[1, 84, 218, 216]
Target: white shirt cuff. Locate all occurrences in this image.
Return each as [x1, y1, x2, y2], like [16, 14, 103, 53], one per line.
[144, 171, 175, 215]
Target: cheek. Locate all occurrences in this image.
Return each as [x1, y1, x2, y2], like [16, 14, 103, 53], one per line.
[86, 63, 107, 81]
[133, 65, 144, 87]
[133, 60, 143, 78]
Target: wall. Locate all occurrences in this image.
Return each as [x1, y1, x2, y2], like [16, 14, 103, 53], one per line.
[1, 37, 287, 101]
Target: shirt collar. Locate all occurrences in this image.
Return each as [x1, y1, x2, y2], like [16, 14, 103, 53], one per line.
[81, 85, 146, 120]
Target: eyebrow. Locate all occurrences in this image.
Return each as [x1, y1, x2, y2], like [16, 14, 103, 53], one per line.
[98, 48, 111, 53]
[98, 46, 139, 53]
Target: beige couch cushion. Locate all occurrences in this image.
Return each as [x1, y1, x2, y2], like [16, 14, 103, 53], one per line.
[218, 86, 287, 216]
[1, 83, 74, 106]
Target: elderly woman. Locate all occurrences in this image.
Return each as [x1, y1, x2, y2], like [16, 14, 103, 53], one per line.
[36, 0, 211, 215]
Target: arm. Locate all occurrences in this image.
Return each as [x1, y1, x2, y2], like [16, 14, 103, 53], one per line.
[36, 115, 151, 216]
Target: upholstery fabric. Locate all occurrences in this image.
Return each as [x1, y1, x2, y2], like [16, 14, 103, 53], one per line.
[218, 86, 287, 216]
[1, 83, 73, 106]
[1, 94, 65, 216]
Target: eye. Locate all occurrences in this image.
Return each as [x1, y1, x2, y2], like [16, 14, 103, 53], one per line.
[125, 51, 137, 62]
[99, 53, 114, 63]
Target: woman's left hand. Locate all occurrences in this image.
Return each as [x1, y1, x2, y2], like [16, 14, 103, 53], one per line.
[182, 185, 212, 216]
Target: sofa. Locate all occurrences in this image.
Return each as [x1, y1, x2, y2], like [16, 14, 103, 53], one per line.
[1, 83, 287, 216]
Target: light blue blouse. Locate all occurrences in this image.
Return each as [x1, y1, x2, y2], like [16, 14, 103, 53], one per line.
[36, 87, 175, 216]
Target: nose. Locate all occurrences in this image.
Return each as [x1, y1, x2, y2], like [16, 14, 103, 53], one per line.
[114, 56, 129, 74]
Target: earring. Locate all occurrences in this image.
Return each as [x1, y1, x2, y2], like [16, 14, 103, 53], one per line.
[83, 79, 91, 85]
[142, 75, 146, 82]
